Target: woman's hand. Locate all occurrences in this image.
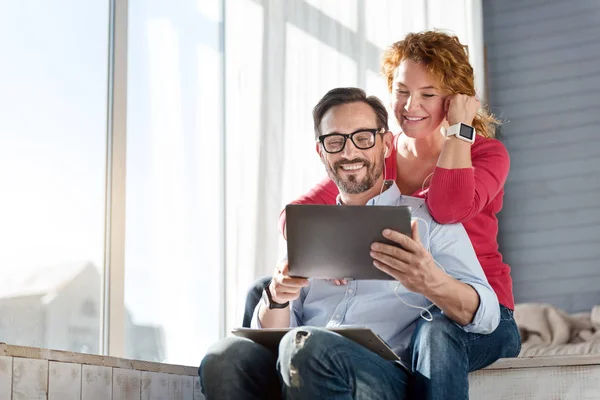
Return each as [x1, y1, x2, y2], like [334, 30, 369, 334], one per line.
[445, 94, 480, 127]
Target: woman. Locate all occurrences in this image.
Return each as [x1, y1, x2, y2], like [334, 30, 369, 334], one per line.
[245, 31, 521, 399]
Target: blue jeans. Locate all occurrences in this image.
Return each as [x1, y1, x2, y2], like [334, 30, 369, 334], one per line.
[242, 277, 522, 399]
[409, 305, 521, 400]
[199, 326, 410, 400]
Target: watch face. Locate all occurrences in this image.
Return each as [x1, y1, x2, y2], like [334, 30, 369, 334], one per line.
[459, 124, 475, 140]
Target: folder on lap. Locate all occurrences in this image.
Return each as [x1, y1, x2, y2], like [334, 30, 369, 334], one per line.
[231, 327, 400, 361]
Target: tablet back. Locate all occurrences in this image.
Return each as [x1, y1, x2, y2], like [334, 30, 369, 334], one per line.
[286, 204, 412, 280]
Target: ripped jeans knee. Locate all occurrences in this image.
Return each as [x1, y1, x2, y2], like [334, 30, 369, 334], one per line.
[277, 327, 410, 400]
[277, 327, 342, 389]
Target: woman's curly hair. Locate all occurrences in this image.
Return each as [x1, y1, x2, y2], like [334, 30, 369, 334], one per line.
[381, 30, 500, 138]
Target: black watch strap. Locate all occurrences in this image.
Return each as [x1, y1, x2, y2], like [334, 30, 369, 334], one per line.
[264, 282, 290, 309]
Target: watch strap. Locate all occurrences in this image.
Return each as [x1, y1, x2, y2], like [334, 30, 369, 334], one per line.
[264, 282, 290, 309]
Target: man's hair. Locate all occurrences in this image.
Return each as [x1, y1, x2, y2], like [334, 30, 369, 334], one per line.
[312, 87, 389, 139]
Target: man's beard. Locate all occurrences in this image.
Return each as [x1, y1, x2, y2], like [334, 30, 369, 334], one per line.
[326, 152, 384, 195]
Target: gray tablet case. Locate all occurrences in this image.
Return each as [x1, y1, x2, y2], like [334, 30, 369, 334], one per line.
[286, 204, 412, 280]
[231, 327, 400, 361]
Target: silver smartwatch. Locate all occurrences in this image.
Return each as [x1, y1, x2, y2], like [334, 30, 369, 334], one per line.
[445, 123, 476, 144]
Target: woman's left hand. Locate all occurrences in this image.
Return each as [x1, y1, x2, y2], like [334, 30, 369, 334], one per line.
[445, 94, 480, 126]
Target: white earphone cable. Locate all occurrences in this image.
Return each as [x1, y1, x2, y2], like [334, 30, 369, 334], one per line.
[393, 216, 447, 322]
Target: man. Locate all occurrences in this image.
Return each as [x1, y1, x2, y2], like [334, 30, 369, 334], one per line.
[199, 87, 499, 399]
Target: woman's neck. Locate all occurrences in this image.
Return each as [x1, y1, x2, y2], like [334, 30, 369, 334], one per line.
[398, 130, 446, 160]
[394, 130, 446, 195]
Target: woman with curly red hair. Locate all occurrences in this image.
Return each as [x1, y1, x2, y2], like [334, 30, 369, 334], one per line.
[244, 31, 521, 398]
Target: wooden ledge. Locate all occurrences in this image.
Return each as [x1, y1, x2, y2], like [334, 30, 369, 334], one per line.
[484, 354, 600, 370]
[0, 342, 198, 376]
[4, 342, 598, 375]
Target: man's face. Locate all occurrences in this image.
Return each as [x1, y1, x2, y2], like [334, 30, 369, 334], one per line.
[318, 102, 389, 195]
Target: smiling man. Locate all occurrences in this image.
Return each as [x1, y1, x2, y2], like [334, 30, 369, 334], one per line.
[318, 100, 389, 199]
[198, 87, 500, 400]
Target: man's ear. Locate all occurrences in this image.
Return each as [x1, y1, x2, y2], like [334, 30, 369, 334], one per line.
[316, 142, 326, 162]
[383, 131, 394, 156]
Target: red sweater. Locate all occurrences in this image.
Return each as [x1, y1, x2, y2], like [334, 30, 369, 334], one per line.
[278, 135, 514, 309]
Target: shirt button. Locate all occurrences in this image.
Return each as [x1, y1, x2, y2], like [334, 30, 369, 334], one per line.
[347, 289, 354, 294]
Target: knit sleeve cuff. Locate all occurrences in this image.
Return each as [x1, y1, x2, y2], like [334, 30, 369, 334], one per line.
[431, 167, 474, 189]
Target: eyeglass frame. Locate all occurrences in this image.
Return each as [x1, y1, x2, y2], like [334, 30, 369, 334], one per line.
[317, 128, 386, 154]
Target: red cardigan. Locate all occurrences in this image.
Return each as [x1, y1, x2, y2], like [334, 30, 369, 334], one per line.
[278, 135, 514, 309]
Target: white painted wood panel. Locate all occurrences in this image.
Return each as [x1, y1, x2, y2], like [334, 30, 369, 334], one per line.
[12, 358, 48, 400]
[0, 357, 12, 400]
[113, 368, 141, 400]
[81, 365, 112, 400]
[470, 365, 600, 400]
[182, 376, 194, 400]
[48, 361, 81, 400]
[193, 377, 205, 400]
[0, 344, 204, 400]
[169, 375, 184, 400]
[141, 372, 169, 400]
[3, 342, 600, 400]
[0, 343, 197, 376]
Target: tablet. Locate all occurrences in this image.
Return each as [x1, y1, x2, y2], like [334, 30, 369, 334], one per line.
[231, 327, 400, 361]
[286, 204, 412, 280]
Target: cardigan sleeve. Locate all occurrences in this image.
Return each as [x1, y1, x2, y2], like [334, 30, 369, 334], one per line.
[278, 177, 339, 237]
[426, 139, 510, 223]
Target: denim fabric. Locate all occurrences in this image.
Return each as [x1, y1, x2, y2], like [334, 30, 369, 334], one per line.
[409, 305, 521, 400]
[242, 280, 521, 399]
[199, 327, 410, 400]
[199, 336, 280, 400]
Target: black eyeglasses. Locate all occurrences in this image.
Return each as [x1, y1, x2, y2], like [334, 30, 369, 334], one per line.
[318, 129, 383, 154]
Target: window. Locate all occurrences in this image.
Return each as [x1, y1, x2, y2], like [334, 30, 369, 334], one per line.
[81, 299, 98, 318]
[0, 1, 109, 353]
[124, 0, 224, 365]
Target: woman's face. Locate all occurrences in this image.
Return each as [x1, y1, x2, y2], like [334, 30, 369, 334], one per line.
[390, 59, 448, 139]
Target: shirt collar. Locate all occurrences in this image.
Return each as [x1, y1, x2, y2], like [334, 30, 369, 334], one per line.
[336, 181, 401, 206]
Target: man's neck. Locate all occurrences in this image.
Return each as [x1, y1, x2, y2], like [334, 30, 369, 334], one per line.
[339, 177, 388, 205]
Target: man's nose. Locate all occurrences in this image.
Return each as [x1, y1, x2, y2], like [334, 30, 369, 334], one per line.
[340, 137, 361, 158]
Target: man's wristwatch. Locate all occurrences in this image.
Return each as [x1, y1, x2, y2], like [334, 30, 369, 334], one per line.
[445, 122, 476, 144]
[262, 281, 290, 309]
